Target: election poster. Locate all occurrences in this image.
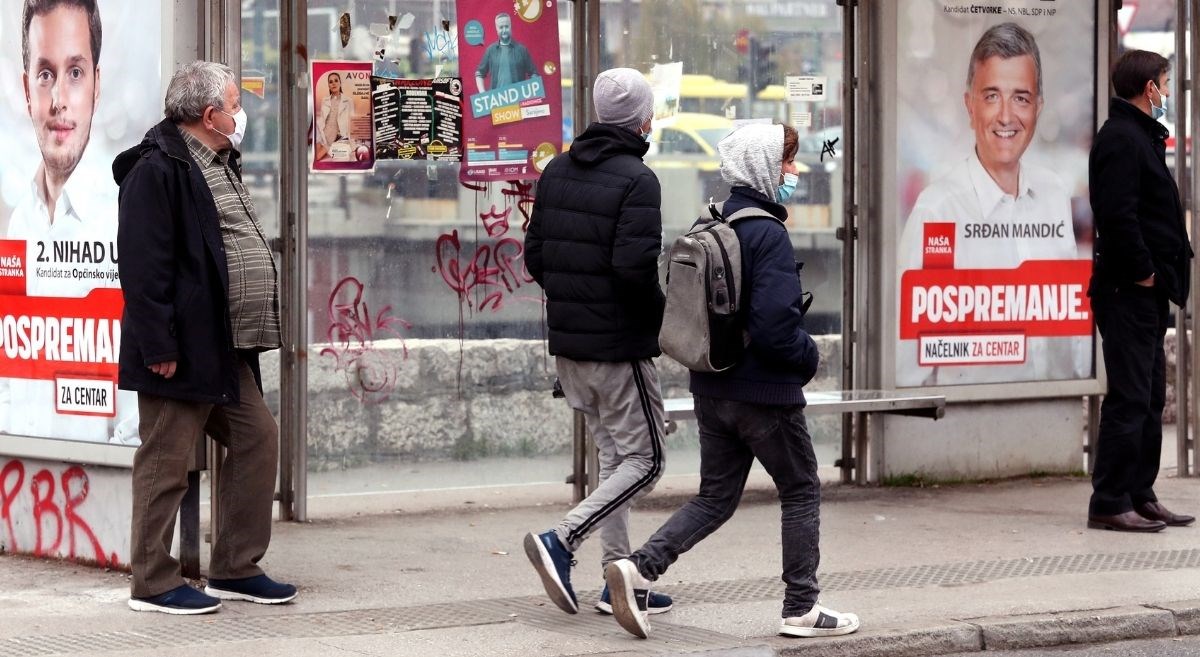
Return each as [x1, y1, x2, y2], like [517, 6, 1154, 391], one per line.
[0, 0, 164, 445]
[372, 76, 464, 161]
[311, 60, 375, 173]
[456, 0, 564, 181]
[893, 1, 1096, 387]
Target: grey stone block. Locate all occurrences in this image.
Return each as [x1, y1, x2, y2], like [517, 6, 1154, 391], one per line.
[468, 390, 572, 456]
[973, 605, 1177, 651]
[376, 396, 470, 459]
[774, 622, 980, 657]
[308, 396, 377, 470]
[1149, 600, 1200, 636]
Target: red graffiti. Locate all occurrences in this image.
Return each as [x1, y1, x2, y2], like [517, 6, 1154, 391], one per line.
[480, 206, 512, 238]
[435, 230, 536, 314]
[31, 470, 61, 554]
[434, 181, 539, 316]
[320, 276, 411, 404]
[501, 181, 536, 233]
[0, 460, 118, 567]
[62, 467, 109, 565]
[1, 461, 21, 549]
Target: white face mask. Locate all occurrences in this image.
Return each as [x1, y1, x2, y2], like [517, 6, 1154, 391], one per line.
[1150, 82, 1167, 120]
[214, 107, 247, 150]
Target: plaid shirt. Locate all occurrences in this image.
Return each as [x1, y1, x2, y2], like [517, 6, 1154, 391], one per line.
[182, 130, 281, 350]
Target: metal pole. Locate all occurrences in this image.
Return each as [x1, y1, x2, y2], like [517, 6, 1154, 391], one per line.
[279, 0, 310, 521]
[572, 411, 587, 503]
[1187, 0, 1200, 476]
[1177, 0, 1191, 477]
[838, 0, 858, 484]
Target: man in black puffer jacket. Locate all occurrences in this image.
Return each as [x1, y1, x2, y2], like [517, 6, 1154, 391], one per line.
[1087, 50, 1194, 533]
[522, 68, 672, 618]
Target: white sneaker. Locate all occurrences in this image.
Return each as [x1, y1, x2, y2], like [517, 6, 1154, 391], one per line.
[604, 559, 653, 639]
[779, 603, 861, 638]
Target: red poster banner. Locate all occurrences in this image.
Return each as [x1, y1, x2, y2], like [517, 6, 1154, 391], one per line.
[0, 288, 123, 381]
[456, 0, 563, 181]
[899, 260, 1093, 340]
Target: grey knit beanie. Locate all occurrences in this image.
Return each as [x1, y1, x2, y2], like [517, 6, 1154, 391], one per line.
[593, 68, 654, 133]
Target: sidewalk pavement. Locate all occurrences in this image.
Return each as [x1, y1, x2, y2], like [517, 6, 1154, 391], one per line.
[4, 467, 1200, 657]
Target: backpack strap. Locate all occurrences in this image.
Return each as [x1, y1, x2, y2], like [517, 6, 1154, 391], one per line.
[725, 206, 784, 225]
[707, 202, 724, 223]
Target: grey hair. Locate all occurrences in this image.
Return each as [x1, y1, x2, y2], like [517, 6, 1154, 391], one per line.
[967, 22, 1042, 96]
[164, 61, 235, 123]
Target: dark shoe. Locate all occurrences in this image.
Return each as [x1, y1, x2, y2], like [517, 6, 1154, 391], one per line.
[596, 583, 673, 615]
[128, 584, 221, 615]
[1087, 510, 1167, 532]
[523, 530, 578, 614]
[604, 558, 653, 639]
[1135, 501, 1195, 527]
[205, 574, 297, 604]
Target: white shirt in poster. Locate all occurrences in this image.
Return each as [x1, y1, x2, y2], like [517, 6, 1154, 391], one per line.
[897, 152, 1091, 386]
[0, 168, 139, 445]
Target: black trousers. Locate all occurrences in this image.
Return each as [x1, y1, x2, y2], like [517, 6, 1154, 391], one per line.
[631, 395, 821, 618]
[1090, 286, 1170, 516]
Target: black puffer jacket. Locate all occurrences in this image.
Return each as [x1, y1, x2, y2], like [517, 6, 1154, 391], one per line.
[1089, 98, 1192, 305]
[525, 123, 665, 361]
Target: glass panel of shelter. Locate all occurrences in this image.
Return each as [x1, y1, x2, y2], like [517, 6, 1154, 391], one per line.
[238, 0, 849, 504]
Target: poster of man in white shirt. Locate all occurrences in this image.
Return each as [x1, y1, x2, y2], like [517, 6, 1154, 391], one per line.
[896, 13, 1095, 387]
[0, 0, 161, 444]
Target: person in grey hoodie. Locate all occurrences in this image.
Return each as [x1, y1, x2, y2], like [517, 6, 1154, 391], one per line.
[522, 68, 673, 617]
[603, 123, 860, 640]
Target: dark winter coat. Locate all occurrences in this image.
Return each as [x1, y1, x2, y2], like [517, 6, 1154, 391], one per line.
[1089, 98, 1192, 306]
[525, 122, 665, 361]
[112, 118, 256, 404]
[690, 187, 819, 406]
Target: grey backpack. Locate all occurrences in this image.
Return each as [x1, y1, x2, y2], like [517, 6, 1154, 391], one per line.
[658, 202, 779, 372]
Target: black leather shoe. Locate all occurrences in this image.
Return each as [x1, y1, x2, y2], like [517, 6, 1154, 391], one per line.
[1135, 501, 1195, 527]
[1087, 510, 1167, 532]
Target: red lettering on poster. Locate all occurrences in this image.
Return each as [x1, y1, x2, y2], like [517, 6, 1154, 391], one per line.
[0, 288, 123, 380]
[899, 260, 1093, 340]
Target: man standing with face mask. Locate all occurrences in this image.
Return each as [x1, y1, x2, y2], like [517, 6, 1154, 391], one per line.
[1086, 50, 1193, 533]
[114, 61, 293, 614]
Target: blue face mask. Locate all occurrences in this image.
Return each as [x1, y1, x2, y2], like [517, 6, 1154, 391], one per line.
[1150, 82, 1167, 120]
[776, 172, 799, 203]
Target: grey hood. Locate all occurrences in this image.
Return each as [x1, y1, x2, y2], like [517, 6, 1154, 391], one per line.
[718, 123, 783, 200]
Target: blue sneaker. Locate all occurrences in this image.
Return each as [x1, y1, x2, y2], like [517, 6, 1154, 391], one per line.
[205, 574, 297, 605]
[128, 584, 221, 615]
[596, 583, 673, 615]
[523, 530, 578, 614]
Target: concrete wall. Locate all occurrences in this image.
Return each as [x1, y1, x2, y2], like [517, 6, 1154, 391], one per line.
[880, 399, 1085, 481]
[223, 327, 1198, 477]
[0, 457, 130, 567]
[262, 336, 843, 471]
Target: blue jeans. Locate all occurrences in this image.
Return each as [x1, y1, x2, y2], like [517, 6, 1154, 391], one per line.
[631, 394, 821, 617]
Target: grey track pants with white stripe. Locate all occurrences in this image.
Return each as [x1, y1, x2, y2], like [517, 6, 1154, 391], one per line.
[553, 356, 666, 572]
